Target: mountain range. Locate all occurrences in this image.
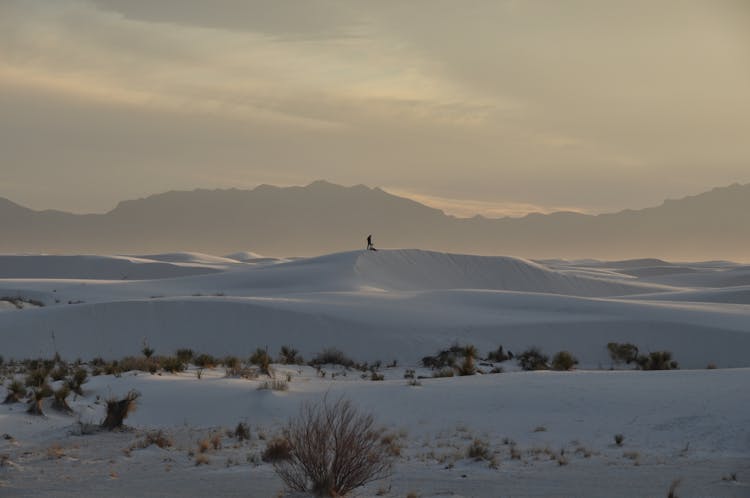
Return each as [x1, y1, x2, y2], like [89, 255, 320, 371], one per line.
[1, 181, 748, 260]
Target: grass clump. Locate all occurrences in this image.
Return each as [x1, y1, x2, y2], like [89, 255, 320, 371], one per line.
[309, 348, 355, 368]
[249, 348, 272, 375]
[277, 346, 304, 365]
[3, 379, 26, 404]
[101, 390, 139, 430]
[262, 435, 293, 463]
[551, 351, 578, 371]
[466, 439, 492, 461]
[517, 347, 549, 371]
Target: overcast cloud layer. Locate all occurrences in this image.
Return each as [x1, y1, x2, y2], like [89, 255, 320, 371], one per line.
[1, 0, 749, 216]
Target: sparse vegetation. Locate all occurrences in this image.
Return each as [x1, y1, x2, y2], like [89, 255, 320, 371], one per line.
[278, 346, 304, 365]
[486, 345, 511, 362]
[262, 435, 293, 462]
[193, 353, 218, 368]
[51, 384, 73, 413]
[273, 396, 393, 497]
[607, 342, 640, 366]
[636, 351, 678, 371]
[101, 390, 139, 430]
[3, 379, 25, 404]
[258, 379, 289, 391]
[309, 348, 355, 368]
[249, 348, 272, 375]
[517, 347, 549, 371]
[466, 439, 492, 461]
[551, 351, 578, 371]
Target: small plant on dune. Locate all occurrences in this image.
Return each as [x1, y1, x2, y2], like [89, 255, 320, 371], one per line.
[3, 379, 26, 404]
[636, 351, 678, 371]
[141, 340, 155, 359]
[27, 383, 52, 416]
[273, 396, 393, 497]
[49, 363, 69, 382]
[51, 384, 73, 414]
[517, 347, 549, 371]
[193, 353, 218, 368]
[249, 348, 272, 375]
[486, 345, 512, 362]
[258, 379, 289, 391]
[432, 368, 455, 378]
[136, 430, 173, 449]
[234, 422, 250, 441]
[614, 434, 625, 446]
[607, 342, 640, 366]
[551, 351, 579, 371]
[66, 366, 88, 395]
[262, 435, 293, 463]
[158, 356, 186, 373]
[457, 345, 478, 376]
[25, 367, 49, 389]
[309, 348, 355, 368]
[466, 439, 492, 461]
[175, 348, 194, 364]
[370, 371, 385, 381]
[278, 346, 304, 365]
[101, 390, 140, 430]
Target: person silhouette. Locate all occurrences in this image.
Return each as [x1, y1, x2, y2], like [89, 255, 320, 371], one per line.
[366, 234, 375, 251]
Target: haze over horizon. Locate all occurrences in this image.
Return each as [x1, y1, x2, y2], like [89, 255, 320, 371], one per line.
[2, 0, 749, 217]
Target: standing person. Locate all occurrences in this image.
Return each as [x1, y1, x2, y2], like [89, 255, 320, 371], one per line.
[366, 234, 375, 251]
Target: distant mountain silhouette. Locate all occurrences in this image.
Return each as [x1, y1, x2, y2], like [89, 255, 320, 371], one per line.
[1, 180, 748, 260]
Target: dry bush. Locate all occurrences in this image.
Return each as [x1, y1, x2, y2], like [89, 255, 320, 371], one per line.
[249, 348, 272, 375]
[466, 439, 491, 461]
[278, 346, 304, 365]
[195, 454, 210, 466]
[193, 353, 218, 368]
[198, 438, 211, 453]
[27, 384, 52, 416]
[67, 367, 88, 395]
[3, 379, 25, 404]
[517, 347, 549, 371]
[309, 348, 355, 368]
[258, 379, 288, 391]
[607, 342, 640, 366]
[274, 396, 393, 497]
[263, 435, 293, 462]
[211, 433, 222, 450]
[101, 390, 139, 430]
[234, 422, 250, 441]
[551, 351, 578, 371]
[51, 384, 73, 414]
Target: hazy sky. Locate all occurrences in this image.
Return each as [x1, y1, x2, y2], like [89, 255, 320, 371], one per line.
[2, 0, 749, 216]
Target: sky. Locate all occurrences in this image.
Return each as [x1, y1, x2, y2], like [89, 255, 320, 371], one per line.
[1, 0, 749, 217]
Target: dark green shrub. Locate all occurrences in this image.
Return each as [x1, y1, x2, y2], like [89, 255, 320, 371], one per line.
[249, 348, 272, 375]
[486, 346, 511, 362]
[278, 346, 304, 365]
[193, 353, 218, 368]
[309, 348, 355, 368]
[607, 342, 639, 365]
[517, 347, 549, 371]
[551, 351, 578, 371]
[636, 351, 678, 370]
[175, 348, 194, 363]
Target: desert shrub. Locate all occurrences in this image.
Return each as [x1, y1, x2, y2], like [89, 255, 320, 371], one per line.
[118, 356, 158, 374]
[278, 346, 304, 365]
[137, 430, 173, 449]
[67, 367, 88, 395]
[403, 369, 415, 379]
[175, 348, 194, 364]
[421, 343, 465, 370]
[101, 390, 139, 430]
[273, 397, 392, 497]
[3, 379, 26, 404]
[193, 353, 218, 368]
[263, 435, 293, 462]
[486, 345, 511, 362]
[25, 367, 49, 388]
[158, 356, 186, 373]
[551, 351, 578, 371]
[614, 434, 624, 446]
[370, 371, 385, 381]
[249, 348, 272, 375]
[141, 344, 155, 359]
[607, 342, 639, 366]
[234, 422, 250, 441]
[51, 384, 73, 414]
[27, 383, 52, 416]
[222, 355, 241, 370]
[309, 348, 355, 368]
[49, 363, 69, 382]
[90, 357, 106, 367]
[258, 379, 288, 391]
[432, 368, 455, 378]
[517, 347, 549, 371]
[467, 439, 492, 461]
[636, 351, 678, 371]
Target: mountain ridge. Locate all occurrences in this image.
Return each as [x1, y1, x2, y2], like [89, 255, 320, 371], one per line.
[0, 181, 748, 260]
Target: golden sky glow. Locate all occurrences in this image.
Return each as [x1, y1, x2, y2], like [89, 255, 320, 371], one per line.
[1, 0, 749, 216]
